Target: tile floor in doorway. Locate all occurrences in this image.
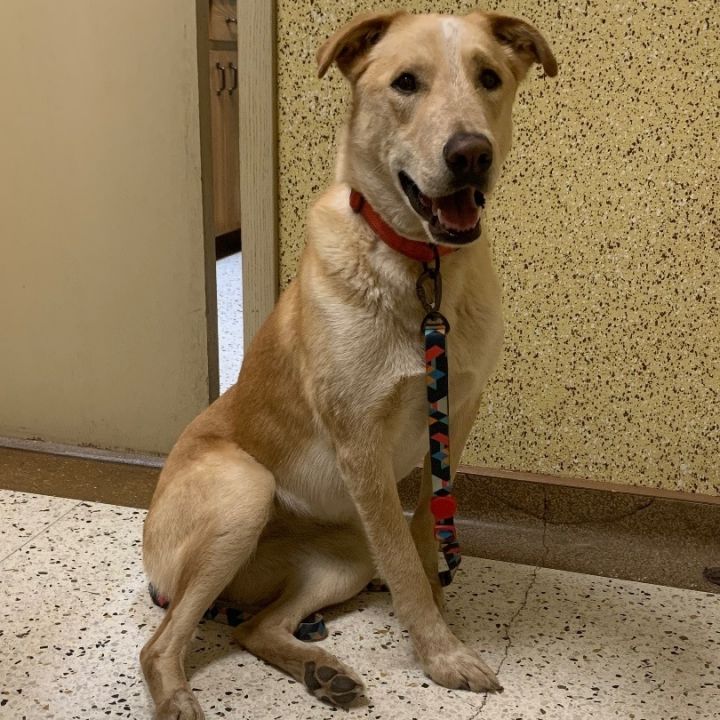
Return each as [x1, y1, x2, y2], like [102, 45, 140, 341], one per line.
[0, 489, 717, 720]
[217, 252, 244, 393]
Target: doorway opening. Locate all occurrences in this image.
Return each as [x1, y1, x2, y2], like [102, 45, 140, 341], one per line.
[207, 1, 243, 393]
[216, 233, 243, 392]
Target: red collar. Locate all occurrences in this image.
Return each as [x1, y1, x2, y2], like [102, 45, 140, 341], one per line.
[349, 189, 456, 264]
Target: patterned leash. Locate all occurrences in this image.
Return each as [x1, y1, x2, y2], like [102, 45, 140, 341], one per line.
[416, 246, 461, 587]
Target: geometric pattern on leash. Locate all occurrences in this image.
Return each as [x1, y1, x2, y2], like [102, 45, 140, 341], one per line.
[423, 312, 461, 587]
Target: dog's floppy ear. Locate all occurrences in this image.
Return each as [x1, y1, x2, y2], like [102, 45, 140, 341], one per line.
[486, 13, 558, 79]
[316, 10, 404, 80]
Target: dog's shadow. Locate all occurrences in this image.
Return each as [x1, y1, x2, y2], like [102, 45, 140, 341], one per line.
[182, 584, 499, 679]
[181, 593, 374, 709]
[183, 591, 374, 674]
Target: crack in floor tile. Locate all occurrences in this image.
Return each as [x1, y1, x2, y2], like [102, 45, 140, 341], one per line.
[0, 498, 83, 565]
[472, 488, 550, 718]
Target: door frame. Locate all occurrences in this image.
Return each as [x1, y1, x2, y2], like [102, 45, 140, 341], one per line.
[200, 0, 278, 402]
[237, 1, 279, 347]
[196, 0, 219, 400]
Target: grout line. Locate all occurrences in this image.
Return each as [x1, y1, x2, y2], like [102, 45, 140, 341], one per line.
[0, 500, 84, 566]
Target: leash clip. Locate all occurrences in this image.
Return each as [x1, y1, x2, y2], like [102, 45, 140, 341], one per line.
[417, 245, 451, 332]
[416, 244, 443, 314]
[416, 267, 442, 315]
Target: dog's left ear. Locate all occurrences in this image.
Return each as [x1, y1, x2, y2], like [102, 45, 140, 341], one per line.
[316, 10, 405, 80]
[486, 13, 558, 79]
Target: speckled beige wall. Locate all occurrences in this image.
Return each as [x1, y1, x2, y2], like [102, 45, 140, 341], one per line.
[276, 1, 719, 496]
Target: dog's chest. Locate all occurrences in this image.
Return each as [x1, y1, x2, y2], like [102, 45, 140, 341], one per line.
[274, 436, 360, 522]
[273, 263, 502, 524]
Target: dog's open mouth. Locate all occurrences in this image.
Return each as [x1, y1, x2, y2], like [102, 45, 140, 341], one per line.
[399, 171, 485, 245]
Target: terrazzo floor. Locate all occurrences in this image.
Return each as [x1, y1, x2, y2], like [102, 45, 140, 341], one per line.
[217, 252, 244, 393]
[0, 489, 717, 720]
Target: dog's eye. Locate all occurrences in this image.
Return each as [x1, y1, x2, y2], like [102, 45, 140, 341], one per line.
[391, 72, 418, 94]
[479, 68, 501, 91]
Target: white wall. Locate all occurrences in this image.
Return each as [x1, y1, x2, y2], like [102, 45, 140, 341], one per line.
[0, 1, 211, 454]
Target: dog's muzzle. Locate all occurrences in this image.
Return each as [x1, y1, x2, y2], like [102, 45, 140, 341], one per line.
[399, 171, 486, 246]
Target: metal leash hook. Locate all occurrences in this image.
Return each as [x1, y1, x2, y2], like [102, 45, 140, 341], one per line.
[416, 244, 450, 332]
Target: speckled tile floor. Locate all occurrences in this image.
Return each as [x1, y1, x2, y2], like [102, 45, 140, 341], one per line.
[217, 252, 244, 393]
[1, 490, 717, 720]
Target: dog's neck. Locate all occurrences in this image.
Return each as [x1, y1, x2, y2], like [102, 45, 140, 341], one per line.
[349, 190, 457, 264]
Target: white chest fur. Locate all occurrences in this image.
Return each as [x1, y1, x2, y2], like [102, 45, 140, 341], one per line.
[275, 257, 502, 525]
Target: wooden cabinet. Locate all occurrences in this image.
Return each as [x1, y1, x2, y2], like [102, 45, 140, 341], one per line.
[209, 49, 240, 236]
[208, 1, 240, 238]
[209, 0, 238, 42]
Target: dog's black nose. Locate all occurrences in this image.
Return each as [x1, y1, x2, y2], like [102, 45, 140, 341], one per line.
[443, 133, 493, 182]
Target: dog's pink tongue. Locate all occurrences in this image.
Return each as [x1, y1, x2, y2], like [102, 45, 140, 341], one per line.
[432, 188, 479, 231]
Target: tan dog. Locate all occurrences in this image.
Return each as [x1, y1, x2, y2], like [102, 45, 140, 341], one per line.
[141, 9, 557, 718]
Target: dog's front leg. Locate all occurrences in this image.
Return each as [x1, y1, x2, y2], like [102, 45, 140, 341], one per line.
[337, 447, 502, 694]
[410, 454, 444, 610]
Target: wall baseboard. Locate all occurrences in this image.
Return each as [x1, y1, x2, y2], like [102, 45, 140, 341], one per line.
[399, 467, 720, 593]
[0, 436, 165, 469]
[1, 439, 716, 592]
[2, 436, 716, 506]
[459, 464, 720, 506]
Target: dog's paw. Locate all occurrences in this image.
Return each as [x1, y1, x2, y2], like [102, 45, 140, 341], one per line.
[155, 688, 205, 720]
[303, 660, 365, 707]
[422, 644, 503, 693]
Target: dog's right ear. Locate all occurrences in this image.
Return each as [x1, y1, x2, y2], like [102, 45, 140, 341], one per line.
[486, 13, 558, 79]
[316, 11, 404, 80]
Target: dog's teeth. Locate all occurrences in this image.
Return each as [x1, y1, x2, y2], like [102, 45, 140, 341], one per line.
[437, 207, 480, 232]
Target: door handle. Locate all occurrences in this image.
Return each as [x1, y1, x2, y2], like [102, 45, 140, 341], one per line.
[228, 63, 238, 95]
[225, 16, 237, 26]
[215, 62, 226, 95]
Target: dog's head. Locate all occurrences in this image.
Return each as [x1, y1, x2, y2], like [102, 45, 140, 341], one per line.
[318, 10, 557, 247]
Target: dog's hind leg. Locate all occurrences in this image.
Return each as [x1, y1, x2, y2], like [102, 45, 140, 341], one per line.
[234, 529, 374, 708]
[141, 444, 275, 720]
